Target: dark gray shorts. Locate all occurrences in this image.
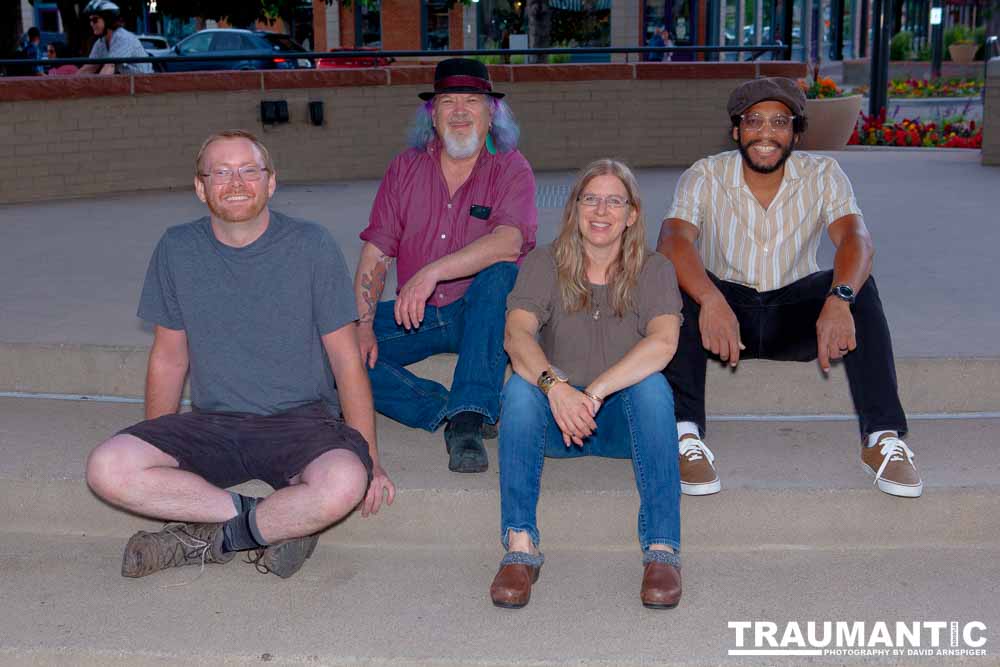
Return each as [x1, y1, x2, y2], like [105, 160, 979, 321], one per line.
[119, 401, 373, 490]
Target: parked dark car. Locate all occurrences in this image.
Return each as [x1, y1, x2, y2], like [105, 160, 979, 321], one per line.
[151, 29, 314, 72]
[136, 34, 170, 52]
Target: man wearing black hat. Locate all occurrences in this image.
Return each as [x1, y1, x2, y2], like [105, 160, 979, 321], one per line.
[657, 77, 921, 499]
[354, 58, 538, 473]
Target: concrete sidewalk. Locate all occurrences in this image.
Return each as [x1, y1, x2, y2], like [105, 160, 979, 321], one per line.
[2, 149, 999, 666]
[2, 398, 999, 666]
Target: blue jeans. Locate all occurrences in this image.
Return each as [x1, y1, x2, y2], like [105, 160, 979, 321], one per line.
[368, 262, 518, 432]
[498, 373, 681, 553]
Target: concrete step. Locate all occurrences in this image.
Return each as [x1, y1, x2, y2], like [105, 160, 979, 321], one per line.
[0, 532, 997, 666]
[2, 342, 999, 415]
[3, 398, 999, 551]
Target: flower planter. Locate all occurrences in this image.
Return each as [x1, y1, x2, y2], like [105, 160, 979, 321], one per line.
[798, 95, 863, 150]
[948, 43, 979, 64]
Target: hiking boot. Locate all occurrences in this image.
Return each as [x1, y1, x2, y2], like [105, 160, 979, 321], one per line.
[121, 522, 234, 578]
[678, 434, 721, 496]
[246, 534, 320, 579]
[862, 434, 923, 498]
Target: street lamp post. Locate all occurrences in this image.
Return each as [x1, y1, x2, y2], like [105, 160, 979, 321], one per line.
[930, 1, 944, 79]
[868, 0, 891, 117]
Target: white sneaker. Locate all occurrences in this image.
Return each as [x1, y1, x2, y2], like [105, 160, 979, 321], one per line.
[678, 435, 721, 496]
[861, 435, 923, 498]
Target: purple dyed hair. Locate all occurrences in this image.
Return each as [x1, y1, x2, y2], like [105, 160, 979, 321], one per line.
[407, 96, 520, 152]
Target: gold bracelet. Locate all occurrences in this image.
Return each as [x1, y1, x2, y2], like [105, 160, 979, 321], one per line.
[582, 390, 603, 403]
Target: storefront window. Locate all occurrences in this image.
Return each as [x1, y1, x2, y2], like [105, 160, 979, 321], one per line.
[476, 0, 525, 51]
[424, 0, 450, 50]
[477, 0, 610, 61]
[644, 0, 696, 61]
[357, 0, 382, 48]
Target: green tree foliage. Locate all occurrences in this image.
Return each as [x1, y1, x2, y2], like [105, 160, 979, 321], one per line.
[889, 30, 912, 60]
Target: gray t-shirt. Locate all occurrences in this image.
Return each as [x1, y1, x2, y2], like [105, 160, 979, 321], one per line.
[89, 28, 152, 74]
[507, 245, 683, 386]
[138, 210, 356, 415]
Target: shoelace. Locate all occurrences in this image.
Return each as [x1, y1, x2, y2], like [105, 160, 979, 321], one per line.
[679, 437, 715, 464]
[873, 436, 916, 485]
[159, 523, 212, 589]
[244, 548, 271, 575]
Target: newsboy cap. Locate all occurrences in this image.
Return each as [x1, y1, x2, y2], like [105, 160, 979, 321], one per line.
[727, 77, 806, 118]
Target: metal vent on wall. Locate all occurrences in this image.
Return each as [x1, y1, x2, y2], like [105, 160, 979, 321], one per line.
[535, 184, 571, 209]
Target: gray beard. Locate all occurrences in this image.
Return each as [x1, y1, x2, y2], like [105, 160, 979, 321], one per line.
[442, 128, 482, 160]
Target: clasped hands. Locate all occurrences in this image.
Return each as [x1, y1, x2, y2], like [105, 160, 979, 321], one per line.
[547, 382, 603, 447]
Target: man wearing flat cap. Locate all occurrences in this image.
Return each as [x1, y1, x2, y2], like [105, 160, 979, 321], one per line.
[354, 58, 538, 473]
[657, 77, 921, 499]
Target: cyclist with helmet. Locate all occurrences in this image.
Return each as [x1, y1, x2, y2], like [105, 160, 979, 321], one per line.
[78, 0, 152, 75]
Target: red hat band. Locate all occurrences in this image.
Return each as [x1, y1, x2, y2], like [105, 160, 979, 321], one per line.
[434, 75, 493, 94]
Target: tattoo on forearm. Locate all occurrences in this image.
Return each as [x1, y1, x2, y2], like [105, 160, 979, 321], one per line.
[359, 254, 393, 324]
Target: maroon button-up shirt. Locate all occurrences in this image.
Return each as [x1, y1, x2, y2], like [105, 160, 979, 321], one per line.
[360, 140, 538, 308]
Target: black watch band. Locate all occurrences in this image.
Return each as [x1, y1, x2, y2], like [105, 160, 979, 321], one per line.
[829, 284, 856, 304]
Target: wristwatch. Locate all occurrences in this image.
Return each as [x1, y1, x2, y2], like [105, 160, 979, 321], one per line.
[538, 366, 569, 395]
[828, 284, 856, 304]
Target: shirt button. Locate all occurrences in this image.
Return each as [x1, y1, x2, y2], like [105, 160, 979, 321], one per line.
[440, 233, 447, 239]
[447, 203, 452, 209]
[438, 292, 444, 298]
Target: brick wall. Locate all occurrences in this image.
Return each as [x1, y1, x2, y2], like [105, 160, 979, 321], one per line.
[984, 58, 1000, 166]
[381, 0, 421, 51]
[339, 4, 354, 49]
[0, 62, 805, 204]
[449, 6, 464, 50]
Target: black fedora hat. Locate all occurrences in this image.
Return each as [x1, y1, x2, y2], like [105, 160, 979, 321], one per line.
[419, 58, 505, 100]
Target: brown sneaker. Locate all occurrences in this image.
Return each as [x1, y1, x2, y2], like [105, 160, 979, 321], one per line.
[861, 434, 923, 498]
[640, 551, 682, 609]
[245, 534, 320, 579]
[678, 434, 721, 496]
[489, 551, 543, 609]
[121, 522, 234, 578]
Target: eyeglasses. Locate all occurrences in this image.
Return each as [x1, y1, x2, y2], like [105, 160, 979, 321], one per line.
[740, 113, 796, 133]
[578, 193, 630, 209]
[200, 166, 269, 184]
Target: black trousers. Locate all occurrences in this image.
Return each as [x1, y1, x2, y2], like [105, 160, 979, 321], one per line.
[663, 270, 908, 439]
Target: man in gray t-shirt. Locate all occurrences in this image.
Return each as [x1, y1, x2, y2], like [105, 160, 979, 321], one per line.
[77, 0, 152, 75]
[86, 130, 395, 581]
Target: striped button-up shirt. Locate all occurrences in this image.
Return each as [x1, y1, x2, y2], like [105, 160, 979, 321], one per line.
[665, 150, 863, 292]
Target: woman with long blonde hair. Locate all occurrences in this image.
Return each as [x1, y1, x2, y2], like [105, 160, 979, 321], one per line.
[492, 159, 685, 610]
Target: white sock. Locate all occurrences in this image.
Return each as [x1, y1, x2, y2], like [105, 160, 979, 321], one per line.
[867, 430, 897, 448]
[677, 421, 700, 440]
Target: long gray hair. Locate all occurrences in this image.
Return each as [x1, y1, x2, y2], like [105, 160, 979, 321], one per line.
[407, 96, 521, 152]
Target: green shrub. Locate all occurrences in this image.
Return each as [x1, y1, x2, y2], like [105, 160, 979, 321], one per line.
[890, 31, 913, 60]
[916, 43, 932, 61]
[549, 53, 571, 64]
[973, 25, 987, 59]
[469, 55, 502, 65]
[943, 24, 973, 60]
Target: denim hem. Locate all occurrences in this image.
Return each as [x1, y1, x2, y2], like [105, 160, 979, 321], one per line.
[439, 405, 497, 426]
